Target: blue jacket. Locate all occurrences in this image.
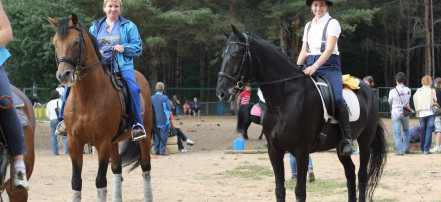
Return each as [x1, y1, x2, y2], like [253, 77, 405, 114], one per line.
[89, 16, 142, 72]
[152, 92, 172, 125]
[0, 46, 11, 67]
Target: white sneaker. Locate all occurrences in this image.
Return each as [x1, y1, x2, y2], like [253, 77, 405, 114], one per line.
[186, 139, 195, 146]
[429, 146, 441, 153]
[180, 149, 187, 153]
[11, 167, 29, 190]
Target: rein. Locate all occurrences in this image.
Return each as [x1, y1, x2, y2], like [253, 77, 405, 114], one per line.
[55, 25, 102, 82]
[218, 33, 306, 88]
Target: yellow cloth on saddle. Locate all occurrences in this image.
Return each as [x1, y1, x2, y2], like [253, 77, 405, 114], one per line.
[342, 74, 360, 90]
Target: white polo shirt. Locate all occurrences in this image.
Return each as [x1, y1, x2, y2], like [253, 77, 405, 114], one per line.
[302, 13, 341, 55]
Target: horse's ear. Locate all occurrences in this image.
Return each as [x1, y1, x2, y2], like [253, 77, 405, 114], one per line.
[221, 29, 230, 39]
[231, 25, 245, 42]
[71, 13, 78, 26]
[47, 16, 58, 27]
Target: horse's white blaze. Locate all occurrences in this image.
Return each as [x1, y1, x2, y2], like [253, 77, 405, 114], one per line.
[143, 171, 153, 202]
[113, 174, 122, 202]
[71, 190, 81, 202]
[97, 187, 107, 202]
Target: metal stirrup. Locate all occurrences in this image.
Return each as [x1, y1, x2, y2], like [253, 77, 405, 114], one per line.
[131, 123, 146, 141]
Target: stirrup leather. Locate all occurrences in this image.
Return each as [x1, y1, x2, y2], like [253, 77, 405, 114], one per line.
[131, 123, 146, 141]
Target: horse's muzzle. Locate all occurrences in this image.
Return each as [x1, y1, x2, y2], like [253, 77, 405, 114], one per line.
[56, 69, 76, 87]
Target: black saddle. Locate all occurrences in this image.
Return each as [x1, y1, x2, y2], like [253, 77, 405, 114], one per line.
[312, 75, 335, 117]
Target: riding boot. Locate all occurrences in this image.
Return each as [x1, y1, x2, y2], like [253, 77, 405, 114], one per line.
[338, 106, 353, 156]
[55, 120, 67, 137]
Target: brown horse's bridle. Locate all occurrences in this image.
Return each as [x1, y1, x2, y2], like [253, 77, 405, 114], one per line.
[218, 33, 252, 94]
[55, 25, 102, 81]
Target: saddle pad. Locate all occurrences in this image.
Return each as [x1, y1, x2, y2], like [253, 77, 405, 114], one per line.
[250, 105, 262, 116]
[329, 88, 360, 123]
[11, 92, 24, 108]
[15, 108, 30, 127]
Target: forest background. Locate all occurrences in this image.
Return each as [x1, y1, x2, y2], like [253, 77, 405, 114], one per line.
[2, 0, 441, 103]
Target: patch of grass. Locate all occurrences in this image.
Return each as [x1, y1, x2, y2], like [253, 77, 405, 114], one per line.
[375, 198, 399, 202]
[221, 156, 225, 160]
[249, 145, 266, 150]
[218, 164, 274, 180]
[258, 157, 269, 161]
[285, 179, 346, 196]
[240, 161, 250, 164]
[213, 163, 219, 166]
[226, 145, 233, 150]
[377, 183, 391, 190]
[201, 147, 207, 151]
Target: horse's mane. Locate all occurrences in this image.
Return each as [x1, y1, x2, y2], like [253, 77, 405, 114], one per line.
[57, 17, 102, 61]
[249, 34, 297, 66]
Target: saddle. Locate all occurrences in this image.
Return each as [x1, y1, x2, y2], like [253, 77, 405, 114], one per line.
[107, 69, 145, 143]
[250, 104, 262, 116]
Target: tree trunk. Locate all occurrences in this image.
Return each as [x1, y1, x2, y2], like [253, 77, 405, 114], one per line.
[199, 45, 206, 101]
[291, 18, 300, 59]
[150, 48, 158, 93]
[384, 24, 390, 86]
[406, 10, 411, 86]
[424, 0, 432, 75]
[229, 1, 237, 22]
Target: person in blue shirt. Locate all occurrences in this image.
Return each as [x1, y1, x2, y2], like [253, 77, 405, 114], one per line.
[152, 82, 172, 155]
[57, 0, 146, 140]
[0, 1, 29, 189]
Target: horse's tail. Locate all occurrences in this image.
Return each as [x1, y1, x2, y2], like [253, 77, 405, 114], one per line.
[236, 104, 253, 133]
[367, 120, 388, 200]
[121, 105, 160, 172]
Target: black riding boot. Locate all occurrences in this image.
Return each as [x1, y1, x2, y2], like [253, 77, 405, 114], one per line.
[338, 106, 353, 156]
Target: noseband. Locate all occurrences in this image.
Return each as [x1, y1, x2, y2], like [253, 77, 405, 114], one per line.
[55, 25, 102, 81]
[218, 33, 252, 93]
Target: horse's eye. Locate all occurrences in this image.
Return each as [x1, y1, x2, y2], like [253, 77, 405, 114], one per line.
[74, 40, 79, 45]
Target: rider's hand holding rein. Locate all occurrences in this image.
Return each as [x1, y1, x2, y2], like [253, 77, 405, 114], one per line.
[298, 35, 338, 76]
[113, 44, 124, 53]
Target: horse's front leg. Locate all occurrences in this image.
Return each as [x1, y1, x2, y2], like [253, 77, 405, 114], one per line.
[69, 141, 84, 202]
[96, 143, 111, 202]
[294, 152, 309, 202]
[267, 142, 285, 202]
[139, 138, 153, 202]
[110, 143, 122, 202]
[337, 152, 356, 202]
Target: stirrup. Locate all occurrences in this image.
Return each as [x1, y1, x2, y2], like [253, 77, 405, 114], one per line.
[131, 123, 146, 141]
[55, 120, 67, 137]
[339, 139, 353, 156]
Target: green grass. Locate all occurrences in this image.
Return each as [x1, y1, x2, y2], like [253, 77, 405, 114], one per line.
[257, 157, 269, 161]
[217, 164, 274, 180]
[200, 147, 208, 151]
[285, 179, 346, 196]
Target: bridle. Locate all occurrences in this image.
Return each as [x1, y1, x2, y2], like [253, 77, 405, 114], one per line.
[218, 33, 306, 91]
[218, 33, 252, 94]
[55, 25, 102, 82]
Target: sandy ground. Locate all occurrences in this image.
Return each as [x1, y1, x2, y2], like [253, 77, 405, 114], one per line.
[17, 116, 441, 201]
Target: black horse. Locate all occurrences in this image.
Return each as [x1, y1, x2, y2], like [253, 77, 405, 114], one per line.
[237, 103, 264, 140]
[216, 25, 387, 202]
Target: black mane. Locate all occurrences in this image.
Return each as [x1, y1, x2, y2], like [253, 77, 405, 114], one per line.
[57, 17, 102, 61]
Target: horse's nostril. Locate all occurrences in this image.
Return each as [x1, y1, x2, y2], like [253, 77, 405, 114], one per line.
[62, 71, 72, 78]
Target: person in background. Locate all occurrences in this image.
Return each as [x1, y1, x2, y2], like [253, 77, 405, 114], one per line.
[237, 85, 251, 110]
[46, 90, 67, 155]
[363, 76, 375, 88]
[55, 83, 64, 99]
[0, 0, 29, 189]
[191, 97, 200, 116]
[388, 72, 411, 155]
[430, 77, 441, 153]
[169, 113, 194, 152]
[172, 95, 180, 116]
[152, 82, 172, 155]
[289, 154, 315, 182]
[413, 75, 435, 154]
[183, 101, 191, 116]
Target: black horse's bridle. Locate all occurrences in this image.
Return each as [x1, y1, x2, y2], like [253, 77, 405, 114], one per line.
[218, 33, 252, 93]
[55, 25, 102, 81]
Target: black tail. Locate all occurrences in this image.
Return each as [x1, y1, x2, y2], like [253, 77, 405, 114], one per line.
[120, 105, 160, 172]
[367, 120, 388, 200]
[236, 104, 253, 133]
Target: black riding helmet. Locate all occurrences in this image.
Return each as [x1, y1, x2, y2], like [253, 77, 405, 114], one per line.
[306, 0, 333, 7]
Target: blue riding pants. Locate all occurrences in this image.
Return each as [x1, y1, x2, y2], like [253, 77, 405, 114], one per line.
[59, 69, 144, 127]
[308, 54, 347, 110]
[0, 66, 26, 157]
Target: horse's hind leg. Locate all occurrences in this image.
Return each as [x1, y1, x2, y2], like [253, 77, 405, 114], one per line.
[267, 143, 286, 202]
[259, 129, 264, 140]
[337, 154, 356, 202]
[357, 141, 370, 202]
[110, 143, 123, 202]
[139, 138, 153, 202]
[95, 144, 111, 202]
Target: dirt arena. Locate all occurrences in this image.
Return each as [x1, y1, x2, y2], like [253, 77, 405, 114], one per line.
[22, 116, 441, 201]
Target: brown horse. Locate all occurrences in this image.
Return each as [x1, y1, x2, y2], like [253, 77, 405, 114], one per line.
[0, 85, 35, 201]
[47, 14, 154, 201]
